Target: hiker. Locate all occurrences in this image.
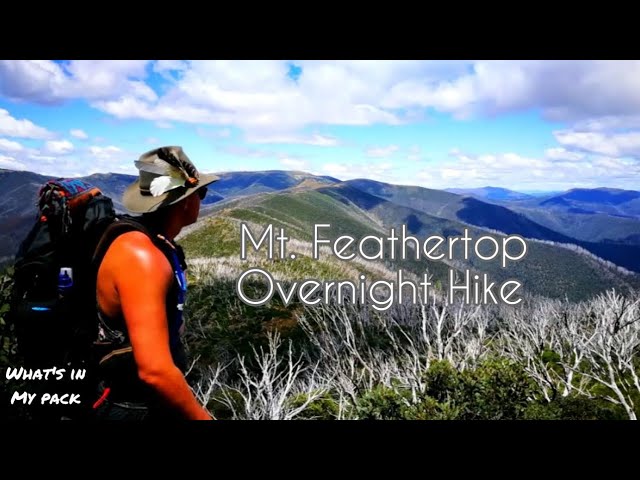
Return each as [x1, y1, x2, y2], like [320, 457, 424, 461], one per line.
[91, 146, 218, 420]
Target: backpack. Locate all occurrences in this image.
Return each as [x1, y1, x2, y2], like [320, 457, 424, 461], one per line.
[8, 178, 187, 419]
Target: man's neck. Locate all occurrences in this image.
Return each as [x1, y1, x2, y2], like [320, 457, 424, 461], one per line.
[157, 223, 181, 243]
[142, 213, 182, 242]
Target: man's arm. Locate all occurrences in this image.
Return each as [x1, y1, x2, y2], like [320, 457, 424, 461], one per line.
[111, 232, 213, 420]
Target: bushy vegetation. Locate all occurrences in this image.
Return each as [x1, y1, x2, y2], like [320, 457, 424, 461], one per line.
[2, 253, 638, 420]
[0, 266, 30, 421]
[182, 262, 638, 420]
[2, 212, 639, 421]
[172, 202, 640, 421]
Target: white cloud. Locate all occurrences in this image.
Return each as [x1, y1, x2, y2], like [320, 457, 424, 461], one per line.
[5, 60, 640, 188]
[280, 158, 310, 171]
[222, 145, 305, 162]
[0, 61, 67, 104]
[448, 151, 547, 170]
[571, 115, 640, 132]
[99, 60, 640, 137]
[365, 145, 399, 158]
[0, 108, 52, 139]
[88, 61, 408, 134]
[246, 132, 340, 146]
[545, 147, 585, 161]
[153, 61, 189, 82]
[88, 145, 122, 159]
[383, 75, 478, 117]
[45, 140, 74, 154]
[0, 155, 26, 170]
[128, 81, 157, 102]
[0, 138, 24, 152]
[413, 150, 640, 191]
[319, 161, 396, 182]
[5, 61, 640, 139]
[20, 145, 135, 177]
[0, 139, 140, 177]
[0, 60, 152, 104]
[154, 60, 189, 74]
[554, 129, 640, 158]
[321, 163, 350, 177]
[28, 154, 57, 163]
[70, 129, 88, 139]
[591, 156, 635, 170]
[381, 60, 640, 122]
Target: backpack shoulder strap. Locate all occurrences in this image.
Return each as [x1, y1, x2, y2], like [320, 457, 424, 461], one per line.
[91, 216, 153, 268]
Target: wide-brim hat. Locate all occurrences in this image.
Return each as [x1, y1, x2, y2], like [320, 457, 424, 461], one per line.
[122, 146, 220, 213]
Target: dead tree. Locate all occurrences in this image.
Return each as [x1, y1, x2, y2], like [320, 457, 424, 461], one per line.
[573, 290, 640, 420]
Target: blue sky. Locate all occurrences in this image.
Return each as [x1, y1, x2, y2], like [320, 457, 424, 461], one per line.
[0, 60, 639, 192]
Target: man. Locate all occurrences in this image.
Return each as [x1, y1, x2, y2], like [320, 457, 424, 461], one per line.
[92, 146, 217, 420]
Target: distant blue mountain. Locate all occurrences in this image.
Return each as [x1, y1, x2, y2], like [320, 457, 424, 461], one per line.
[207, 170, 338, 199]
[345, 179, 640, 273]
[445, 186, 533, 201]
[540, 188, 640, 212]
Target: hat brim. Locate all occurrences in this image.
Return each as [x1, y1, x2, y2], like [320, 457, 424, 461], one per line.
[122, 172, 220, 213]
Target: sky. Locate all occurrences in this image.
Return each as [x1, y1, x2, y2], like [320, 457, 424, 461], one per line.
[0, 60, 639, 192]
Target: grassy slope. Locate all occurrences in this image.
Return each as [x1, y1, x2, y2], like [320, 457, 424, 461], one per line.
[180, 194, 408, 286]
[181, 185, 640, 302]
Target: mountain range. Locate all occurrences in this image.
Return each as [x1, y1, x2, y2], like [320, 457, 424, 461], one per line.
[1, 167, 639, 301]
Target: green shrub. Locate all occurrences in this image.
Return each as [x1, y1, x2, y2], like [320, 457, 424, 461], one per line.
[206, 388, 246, 420]
[287, 391, 341, 420]
[356, 385, 412, 420]
[423, 360, 465, 405]
[460, 358, 536, 420]
[419, 358, 537, 420]
[403, 396, 462, 420]
[525, 395, 628, 420]
[183, 277, 307, 383]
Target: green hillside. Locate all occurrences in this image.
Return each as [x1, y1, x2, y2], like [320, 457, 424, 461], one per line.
[181, 188, 454, 286]
[180, 184, 640, 303]
[509, 206, 640, 244]
[319, 183, 640, 301]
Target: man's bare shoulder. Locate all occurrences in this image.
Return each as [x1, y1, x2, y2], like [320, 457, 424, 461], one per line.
[112, 230, 156, 249]
[105, 231, 172, 277]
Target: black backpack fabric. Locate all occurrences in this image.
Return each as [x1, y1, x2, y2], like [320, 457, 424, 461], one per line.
[11, 180, 115, 362]
[9, 178, 190, 420]
[9, 179, 117, 418]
